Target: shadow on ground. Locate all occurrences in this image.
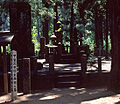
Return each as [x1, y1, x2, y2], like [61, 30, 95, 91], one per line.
[3, 87, 120, 104]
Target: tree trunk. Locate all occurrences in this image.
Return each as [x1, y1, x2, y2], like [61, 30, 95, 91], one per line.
[105, 1, 109, 59]
[94, 7, 99, 49]
[43, 20, 49, 44]
[108, 0, 120, 91]
[70, 2, 74, 53]
[54, 3, 58, 32]
[99, 15, 103, 55]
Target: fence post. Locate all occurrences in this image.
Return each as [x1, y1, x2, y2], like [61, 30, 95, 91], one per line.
[39, 37, 46, 58]
[10, 50, 18, 100]
[49, 52, 54, 73]
[3, 46, 8, 94]
[22, 58, 31, 94]
[81, 54, 87, 76]
[98, 56, 102, 73]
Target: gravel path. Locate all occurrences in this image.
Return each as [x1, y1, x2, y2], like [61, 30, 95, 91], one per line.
[1, 87, 120, 104]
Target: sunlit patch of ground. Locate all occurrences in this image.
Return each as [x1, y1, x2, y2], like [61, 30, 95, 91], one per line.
[41, 58, 111, 73]
[1, 87, 120, 104]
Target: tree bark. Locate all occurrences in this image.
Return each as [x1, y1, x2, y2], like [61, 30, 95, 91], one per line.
[43, 20, 49, 44]
[105, 1, 109, 59]
[54, 3, 58, 33]
[108, 0, 120, 91]
[70, 2, 74, 53]
[94, 7, 99, 49]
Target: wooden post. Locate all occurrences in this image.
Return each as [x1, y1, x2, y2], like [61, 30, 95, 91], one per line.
[39, 37, 46, 58]
[3, 46, 8, 94]
[30, 57, 37, 74]
[22, 58, 31, 94]
[18, 59, 23, 92]
[81, 54, 87, 75]
[98, 56, 102, 73]
[49, 52, 54, 73]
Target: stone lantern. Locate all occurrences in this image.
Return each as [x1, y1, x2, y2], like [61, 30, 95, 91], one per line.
[50, 34, 57, 45]
[45, 34, 58, 72]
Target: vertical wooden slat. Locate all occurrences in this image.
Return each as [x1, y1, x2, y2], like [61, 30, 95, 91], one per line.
[49, 52, 54, 73]
[81, 54, 87, 75]
[3, 45, 8, 94]
[98, 56, 102, 73]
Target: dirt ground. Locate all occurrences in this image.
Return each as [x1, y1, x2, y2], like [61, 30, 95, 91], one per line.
[1, 87, 120, 104]
[0, 57, 113, 104]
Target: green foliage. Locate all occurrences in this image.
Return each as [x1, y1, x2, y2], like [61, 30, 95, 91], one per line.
[108, 35, 111, 52]
[103, 35, 111, 53]
[6, 44, 11, 53]
[48, 22, 54, 36]
[29, 0, 110, 56]
[32, 26, 40, 52]
[82, 32, 95, 53]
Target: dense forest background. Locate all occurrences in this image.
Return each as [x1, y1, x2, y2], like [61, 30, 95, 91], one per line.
[0, 0, 111, 56]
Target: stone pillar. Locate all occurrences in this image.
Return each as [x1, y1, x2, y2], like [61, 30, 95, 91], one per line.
[49, 50, 55, 88]
[46, 45, 57, 88]
[10, 50, 18, 100]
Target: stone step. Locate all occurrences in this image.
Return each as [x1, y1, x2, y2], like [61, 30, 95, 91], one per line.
[55, 71, 82, 76]
[55, 81, 80, 88]
[56, 75, 81, 82]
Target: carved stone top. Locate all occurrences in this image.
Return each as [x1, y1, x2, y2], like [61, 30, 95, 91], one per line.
[50, 34, 57, 39]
